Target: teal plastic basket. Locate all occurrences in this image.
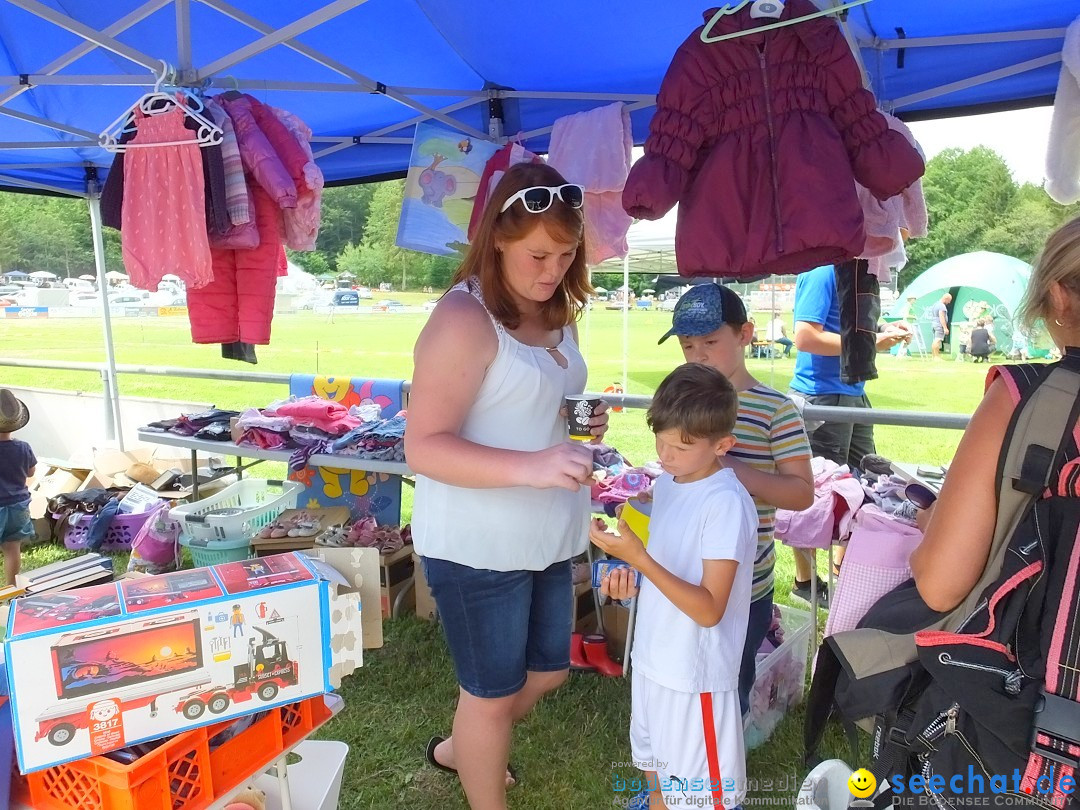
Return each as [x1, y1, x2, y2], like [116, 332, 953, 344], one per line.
[179, 535, 253, 568]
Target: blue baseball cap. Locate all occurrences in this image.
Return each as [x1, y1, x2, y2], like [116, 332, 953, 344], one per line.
[658, 283, 748, 344]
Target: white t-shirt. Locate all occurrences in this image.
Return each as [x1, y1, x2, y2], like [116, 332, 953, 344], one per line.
[631, 468, 758, 694]
[765, 317, 786, 341]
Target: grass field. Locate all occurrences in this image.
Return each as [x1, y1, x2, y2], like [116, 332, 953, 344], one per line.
[3, 303, 996, 808]
[0, 296, 986, 466]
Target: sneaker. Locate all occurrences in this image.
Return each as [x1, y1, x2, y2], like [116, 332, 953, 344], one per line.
[626, 790, 651, 809]
[791, 577, 830, 609]
[860, 453, 894, 476]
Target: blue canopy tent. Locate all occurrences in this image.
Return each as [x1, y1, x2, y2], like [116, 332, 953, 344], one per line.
[0, 0, 1070, 444]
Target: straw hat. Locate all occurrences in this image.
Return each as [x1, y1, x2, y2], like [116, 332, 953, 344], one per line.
[0, 389, 29, 432]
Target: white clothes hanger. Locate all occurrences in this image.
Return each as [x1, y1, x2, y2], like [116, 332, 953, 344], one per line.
[700, 0, 873, 44]
[99, 61, 223, 152]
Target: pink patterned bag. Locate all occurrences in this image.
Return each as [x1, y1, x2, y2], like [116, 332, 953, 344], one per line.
[823, 504, 923, 638]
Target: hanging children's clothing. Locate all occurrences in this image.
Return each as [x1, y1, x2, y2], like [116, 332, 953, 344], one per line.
[270, 105, 324, 251]
[547, 102, 633, 266]
[467, 142, 543, 241]
[1047, 14, 1080, 205]
[205, 98, 250, 225]
[120, 107, 213, 290]
[222, 95, 297, 210]
[186, 184, 282, 351]
[622, 0, 924, 279]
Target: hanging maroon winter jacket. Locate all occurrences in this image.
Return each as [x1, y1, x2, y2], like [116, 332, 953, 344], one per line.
[623, 1, 925, 279]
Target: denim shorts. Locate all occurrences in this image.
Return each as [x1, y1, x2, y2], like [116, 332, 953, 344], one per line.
[421, 556, 572, 698]
[0, 500, 34, 544]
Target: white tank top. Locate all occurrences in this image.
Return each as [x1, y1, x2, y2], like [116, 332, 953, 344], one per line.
[413, 279, 590, 571]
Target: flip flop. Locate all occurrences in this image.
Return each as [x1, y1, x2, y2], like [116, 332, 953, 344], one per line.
[425, 736, 518, 784]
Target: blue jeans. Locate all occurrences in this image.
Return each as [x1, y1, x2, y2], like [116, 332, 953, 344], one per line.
[0, 500, 33, 544]
[738, 591, 774, 716]
[421, 556, 572, 698]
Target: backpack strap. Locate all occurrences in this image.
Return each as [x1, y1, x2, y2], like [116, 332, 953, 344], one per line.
[947, 364, 1080, 632]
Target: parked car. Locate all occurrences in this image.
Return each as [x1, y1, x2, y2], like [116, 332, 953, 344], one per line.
[332, 290, 360, 306]
[109, 294, 145, 307]
[356, 286, 373, 299]
[373, 299, 404, 312]
[658, 298, 678, 312]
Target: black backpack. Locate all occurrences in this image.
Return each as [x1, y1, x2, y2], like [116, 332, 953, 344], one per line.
[806, 361, 1080, 810]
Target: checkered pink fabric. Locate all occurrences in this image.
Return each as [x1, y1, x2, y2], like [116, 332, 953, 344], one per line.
[824, 504, 923, 637]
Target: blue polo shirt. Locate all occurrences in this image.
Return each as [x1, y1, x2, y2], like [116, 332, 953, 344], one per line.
[790, 265, 865, 397]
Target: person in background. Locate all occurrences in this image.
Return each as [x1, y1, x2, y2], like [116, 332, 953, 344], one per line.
[591, 362, 758, 810]
[969, 317, 996, 363]
[789, 265, 905, 585]
[660, 283, 813, 708]
[766, 311, 794, 358]
[405, 162, 608, 810]
[955, 321, 974, 362]
[930, 292, 953, 359]
[0, 388, 36, 586]
[911, 217, 1080, 611]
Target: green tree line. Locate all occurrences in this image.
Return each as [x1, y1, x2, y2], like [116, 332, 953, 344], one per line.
[0, 147, 1075, 291]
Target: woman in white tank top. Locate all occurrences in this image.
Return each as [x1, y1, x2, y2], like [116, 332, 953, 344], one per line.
[405, 163, 608, 808]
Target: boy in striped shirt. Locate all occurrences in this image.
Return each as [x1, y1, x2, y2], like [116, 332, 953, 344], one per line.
[658, 283, 814, 715]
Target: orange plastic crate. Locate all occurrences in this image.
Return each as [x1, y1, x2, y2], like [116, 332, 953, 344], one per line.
[14, 695, 333, 810]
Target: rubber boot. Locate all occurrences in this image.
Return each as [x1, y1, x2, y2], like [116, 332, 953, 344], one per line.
[570, 632, 595, 671]
[582, 633, 623, 677]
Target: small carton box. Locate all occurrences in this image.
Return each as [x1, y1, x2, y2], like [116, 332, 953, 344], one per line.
[378, 546, 414, 619]
[5, 552, 362, 773]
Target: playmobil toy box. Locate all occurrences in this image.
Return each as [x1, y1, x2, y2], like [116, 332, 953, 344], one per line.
[4, 552, 363, 773]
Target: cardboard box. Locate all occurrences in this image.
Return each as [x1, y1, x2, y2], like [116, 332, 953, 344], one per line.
[378, 546, 414, 619]
[600, 603, 631, 662]
[573, 581, 597, 634]
[5, 552, 361, 773]
[302, 546, 382, 653]
[413, 553, 437, 622]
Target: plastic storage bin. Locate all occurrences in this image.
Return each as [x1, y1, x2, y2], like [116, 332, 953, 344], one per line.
[179, 534, 255, 568]
[60, 510, 154, 552]
[14, 695, 334, 810]
[744, 604, 811, 750]
[170, 479, 303, 542]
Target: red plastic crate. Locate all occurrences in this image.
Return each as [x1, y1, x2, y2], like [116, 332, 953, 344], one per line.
[14, 695, 333, 810]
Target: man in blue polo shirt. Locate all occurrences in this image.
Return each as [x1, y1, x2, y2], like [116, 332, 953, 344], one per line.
[790, 265, 904, 469]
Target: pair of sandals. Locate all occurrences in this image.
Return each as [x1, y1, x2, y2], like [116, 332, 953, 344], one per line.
[258, 512, 320, 539]
[426, 736, 517, 787]
[314, 519, 411, 554]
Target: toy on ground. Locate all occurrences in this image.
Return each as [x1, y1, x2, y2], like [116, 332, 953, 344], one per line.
[225, 786, 267, 810]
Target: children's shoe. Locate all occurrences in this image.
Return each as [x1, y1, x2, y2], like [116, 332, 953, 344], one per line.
[625, 789, 651, 809]
[791, 577, 830, 609]
[582, 634, 623, 677]
[569, 632, 595, 671]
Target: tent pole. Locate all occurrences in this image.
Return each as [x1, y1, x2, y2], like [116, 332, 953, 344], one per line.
[86, 182, 124, 450]
[622, 255, 629, 393]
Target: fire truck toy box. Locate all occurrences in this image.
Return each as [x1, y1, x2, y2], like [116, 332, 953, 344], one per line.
[4, 552, 354, 773]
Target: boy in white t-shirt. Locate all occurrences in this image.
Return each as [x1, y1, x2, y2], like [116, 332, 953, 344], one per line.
[590, 362, 757, 810]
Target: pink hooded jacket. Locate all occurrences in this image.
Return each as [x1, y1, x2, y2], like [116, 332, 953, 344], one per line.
[223, 95, 297, 210]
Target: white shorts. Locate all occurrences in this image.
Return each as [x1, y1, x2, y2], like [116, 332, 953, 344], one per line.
[630, 673, 746, 808]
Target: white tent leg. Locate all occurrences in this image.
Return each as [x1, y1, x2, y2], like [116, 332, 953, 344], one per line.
[622, 255, 629, 393]
[87, 189, 123, 450]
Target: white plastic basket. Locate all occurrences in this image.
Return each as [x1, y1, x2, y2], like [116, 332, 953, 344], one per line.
[169, 478, 304, 542]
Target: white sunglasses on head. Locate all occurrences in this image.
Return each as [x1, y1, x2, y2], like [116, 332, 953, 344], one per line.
[500, 184, 585, 214]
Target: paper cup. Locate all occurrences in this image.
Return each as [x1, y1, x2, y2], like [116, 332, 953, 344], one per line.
[566, 395, 601, 441]
[620, 499, 651, 546]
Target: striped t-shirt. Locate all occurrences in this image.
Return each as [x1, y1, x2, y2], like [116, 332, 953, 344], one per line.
[727, 385, 811, 602]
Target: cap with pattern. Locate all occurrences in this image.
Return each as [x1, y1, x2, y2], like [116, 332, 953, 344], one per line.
[658, 284, 748, 344]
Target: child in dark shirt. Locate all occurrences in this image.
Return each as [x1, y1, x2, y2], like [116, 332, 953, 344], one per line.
[0, 389, 37, 585]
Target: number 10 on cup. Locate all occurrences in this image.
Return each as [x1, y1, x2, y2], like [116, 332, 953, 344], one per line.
[566, 395, 601, 442]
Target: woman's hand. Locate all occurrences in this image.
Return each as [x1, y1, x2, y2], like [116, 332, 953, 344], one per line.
[600, 566, 640, 601]
[532, 442, 594, 491]
[589, 517, 646, 568]
[589, 400, 610, 443]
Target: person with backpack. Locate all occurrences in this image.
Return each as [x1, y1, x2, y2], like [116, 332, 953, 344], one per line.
[806, 217, 1080, 809]
[911, 221, 1079, 611]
